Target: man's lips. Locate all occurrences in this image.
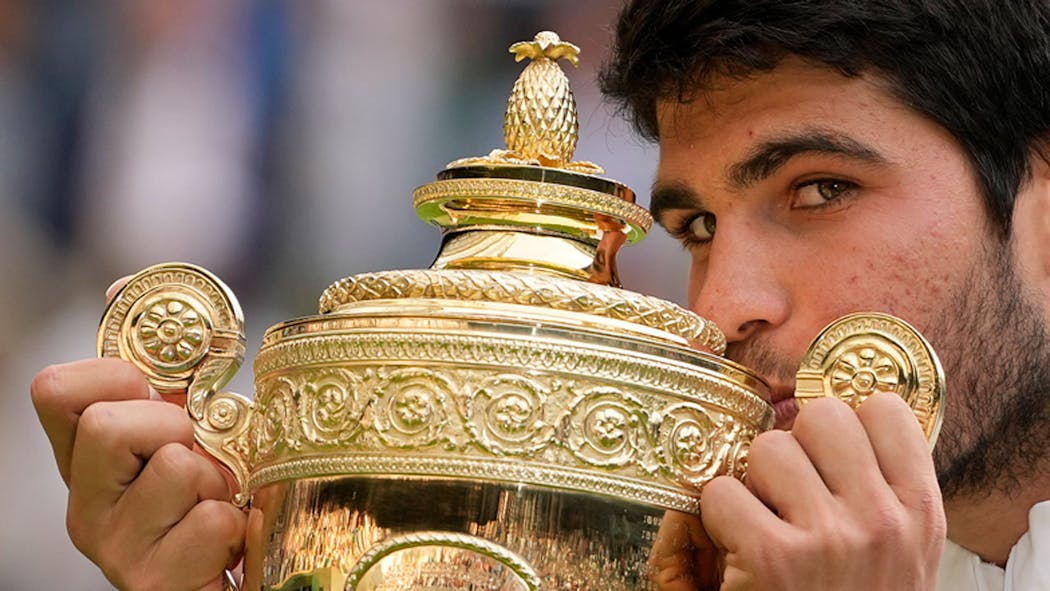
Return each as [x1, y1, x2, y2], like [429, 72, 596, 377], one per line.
[769, 387, 798, 430]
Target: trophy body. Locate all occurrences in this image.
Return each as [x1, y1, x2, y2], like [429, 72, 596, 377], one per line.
[97, 32, 942, 590]
[237, 273, 768, 590]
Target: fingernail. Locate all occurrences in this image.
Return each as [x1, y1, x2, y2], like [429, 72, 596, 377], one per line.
[105, 275, 132, 302]
[148, 385, 163, 401]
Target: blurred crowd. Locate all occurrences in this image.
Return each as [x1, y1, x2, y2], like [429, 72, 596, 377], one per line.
[0, 1, 688, 587]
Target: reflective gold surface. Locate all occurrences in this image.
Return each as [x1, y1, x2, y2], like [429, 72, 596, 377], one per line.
[317, 269, 726, 353]
[796, 312, 944, 444]
[244, 477, 672, 591]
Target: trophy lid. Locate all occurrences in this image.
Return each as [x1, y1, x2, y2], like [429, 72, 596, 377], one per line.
[416, 31, 649, 251]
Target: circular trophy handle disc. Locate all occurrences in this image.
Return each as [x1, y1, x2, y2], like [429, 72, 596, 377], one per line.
[795, 313, 944, 446]
[97, 262, 245, 395]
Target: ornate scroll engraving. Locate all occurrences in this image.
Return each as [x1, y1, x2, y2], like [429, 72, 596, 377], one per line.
[300, 369, 366, 446]
[566, 388, 649, 469]
[374, 369, 454, 449]
[658, 404, 754, 487]
[466, 375, 557, 456]
[247, 325, 771, 513]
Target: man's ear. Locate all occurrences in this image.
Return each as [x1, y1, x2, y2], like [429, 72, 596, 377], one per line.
[1011, 149, 1050, 303]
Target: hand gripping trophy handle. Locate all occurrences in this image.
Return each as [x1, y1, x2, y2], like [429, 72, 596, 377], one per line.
[97, 263, 252, 589]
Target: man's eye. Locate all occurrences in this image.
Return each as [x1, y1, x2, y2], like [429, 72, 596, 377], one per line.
[793, 179, 857, 207]
[688, 212, 717, 240]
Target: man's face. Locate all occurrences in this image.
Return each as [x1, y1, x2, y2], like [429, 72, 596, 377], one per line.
[653, 59, 1050, 501]
[654, 60, 989, 427]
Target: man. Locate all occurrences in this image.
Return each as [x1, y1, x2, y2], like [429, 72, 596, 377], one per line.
[31, 1, 1050, 589]
[599, 1, 1050, 588]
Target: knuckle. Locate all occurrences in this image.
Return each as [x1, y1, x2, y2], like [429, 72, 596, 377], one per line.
[917, 489, 947, 539]
[76, 402, 116, 446]
[749, 528, 798, 574]
[29, 364, 64, 409]
[106, 359, 151, 397]
[148, 442, 200, 483]
[859, 390, 906, 411]
[744, 430, 795, 481]
[872, 501, 907, 535]
[195, 499, 246, 544]
[853, 501, 909, 554]
[76, 401, 126, 454]
[699, 474, 737, 504]
[808, 521, 848, 557]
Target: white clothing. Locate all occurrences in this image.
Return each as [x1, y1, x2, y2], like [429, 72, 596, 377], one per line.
[937, 501, 1050, 590]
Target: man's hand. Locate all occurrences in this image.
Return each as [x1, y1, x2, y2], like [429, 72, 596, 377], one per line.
[31, 356, 246, 591]
[700, 392, 945, 590]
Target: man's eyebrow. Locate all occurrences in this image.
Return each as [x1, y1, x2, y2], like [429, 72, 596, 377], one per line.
[727, 130, 888, 188]
[650, 181, 705, 224]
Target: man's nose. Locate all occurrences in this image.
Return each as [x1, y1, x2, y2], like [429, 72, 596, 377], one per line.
[689, 227, 790, 344]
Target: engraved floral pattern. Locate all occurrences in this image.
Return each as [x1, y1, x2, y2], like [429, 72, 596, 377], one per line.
[373, 369, 453, 448]
[659, 404, 739, 488]
[467, 375, 556, 455]
[300, 369, 365, 446]
[135, 297, 209, 368]
[828, 345, 903, 408]
[253, 377, 301, 461]
[246, 330, 771, 510]
[566, 389, 647, 468]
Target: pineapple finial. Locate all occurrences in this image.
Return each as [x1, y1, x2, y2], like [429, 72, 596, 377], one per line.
[447, 31, 602, 174]
[509, 31, 580, 66]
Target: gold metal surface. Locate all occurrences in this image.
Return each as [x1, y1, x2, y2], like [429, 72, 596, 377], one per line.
[318, 269, 726, 353]
[415, 32, 651, 286]
[447, 31, 600, 174]
[431, 231, 599, 281]
[796, 312, 945, 444]
[243, 477, 672, 591]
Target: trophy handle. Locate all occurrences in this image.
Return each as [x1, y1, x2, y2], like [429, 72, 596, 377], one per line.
[97, 262, 254, 507]
[795, 312, 945, 446]
[343, 532, 541, 591]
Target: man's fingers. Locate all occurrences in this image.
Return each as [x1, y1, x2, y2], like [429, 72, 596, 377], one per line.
[68, 399, 195, 543]
[790, 397, 884, 501]
[31, 358, 155, 484]
[855, 392, 942, 509]
[105, 275, 132, 303]
[700, 475, 785, 555]
[151, 500, 247, 591]
[113, 442, 232, 544]
[744, 429, 832, 525]
[649, 510, 721, 590]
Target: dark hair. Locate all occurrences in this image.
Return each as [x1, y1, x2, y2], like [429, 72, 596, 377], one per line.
[599, 0, 1050, 234]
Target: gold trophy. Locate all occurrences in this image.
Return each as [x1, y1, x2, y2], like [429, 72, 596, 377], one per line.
[97, 32, 943, 590]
